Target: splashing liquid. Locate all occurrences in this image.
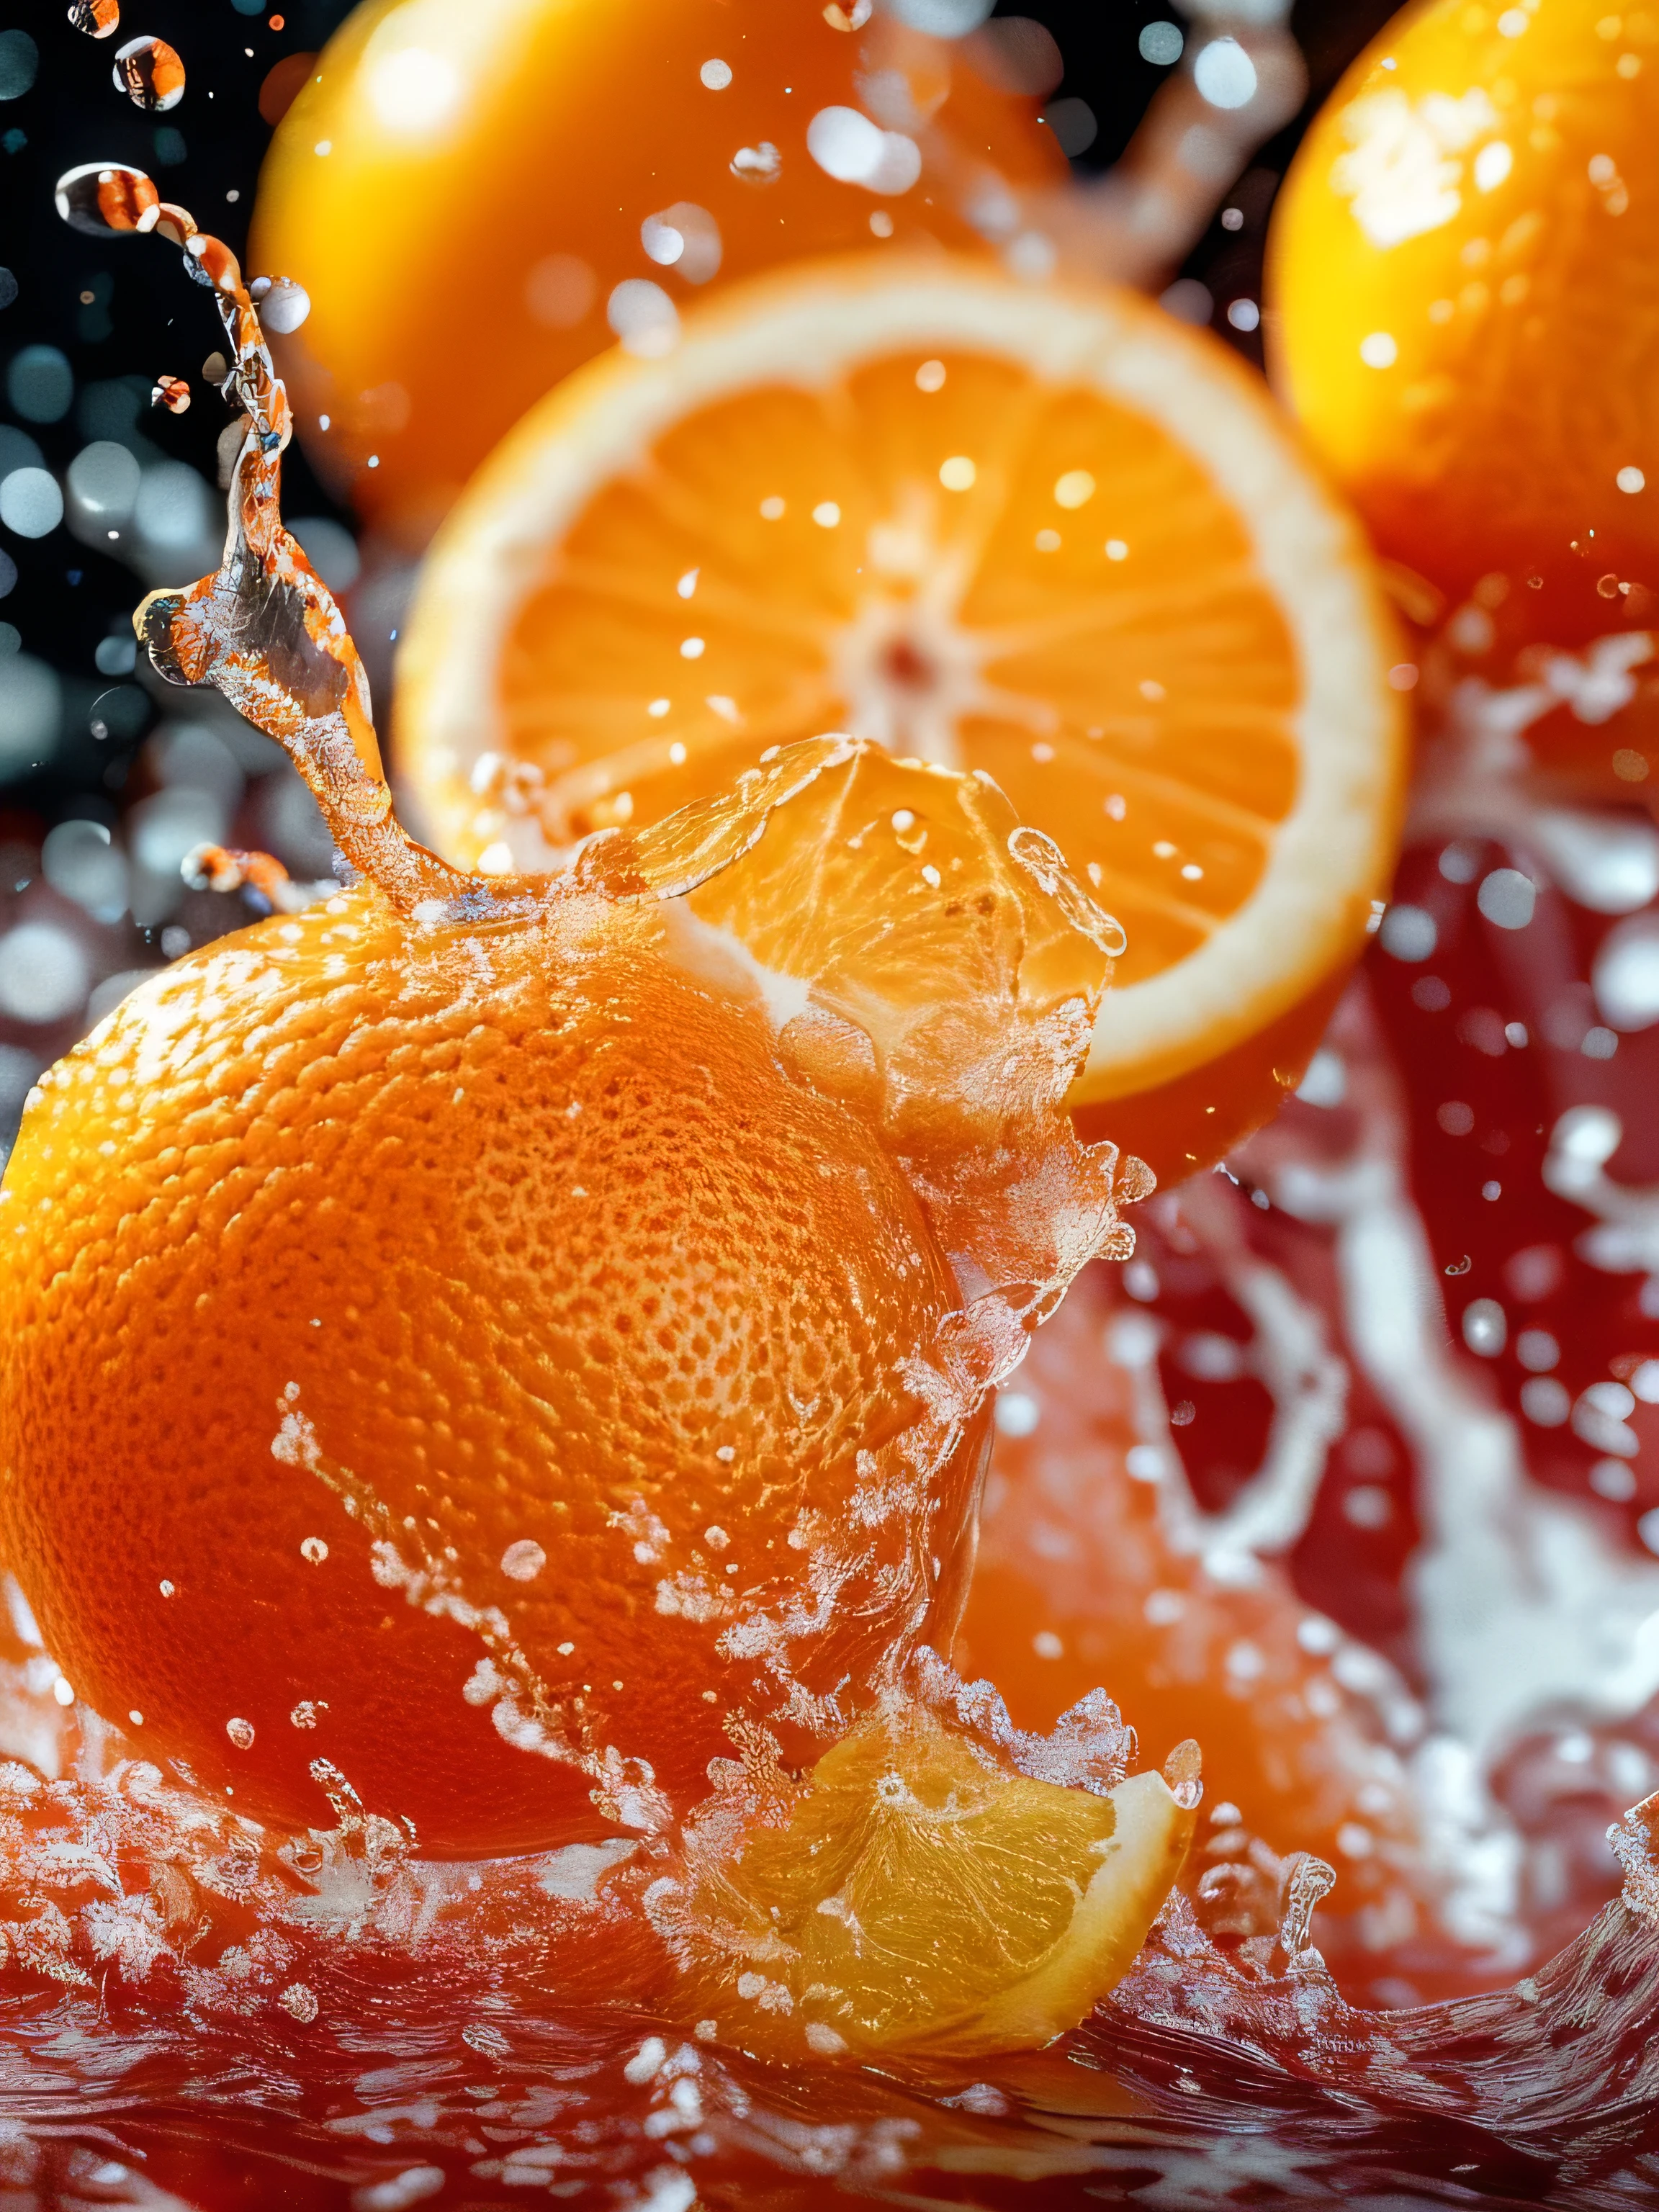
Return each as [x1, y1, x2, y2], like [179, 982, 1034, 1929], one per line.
[3, 174, 1658, 2209]
[110, 35, 184, 112]
[66, 0, 119, 38]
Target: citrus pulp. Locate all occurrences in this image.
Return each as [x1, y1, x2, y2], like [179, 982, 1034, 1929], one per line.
[395, 253, 1407, 1186]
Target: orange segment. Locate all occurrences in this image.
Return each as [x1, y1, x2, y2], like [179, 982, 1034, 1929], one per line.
[656, 1700, 1195, 2061]
[397, 253, 1407, 1184]
[247, 0, 1065, 541]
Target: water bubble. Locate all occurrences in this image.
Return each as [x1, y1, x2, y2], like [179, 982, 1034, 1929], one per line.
[55, 161, 160, 237]
[249, 276, 311, 334]
[226, 1716, 255, 1749]
[42, 820, 127, 920]
[0, 655, 60, 774]
[1594, 912, 1659, 1030]
[729, 141, 781, 186]
[1161, 277, 1213, 325]
[1477, 866, 1537, 929]
[1462, 1298, 1506, 1356]
[994, 1390, 1040, 1437]
[607, 279, 679, 359]
[112, 36, 185, 114]
[130, 459, 219, 583]
[0, 31, 37, 101]
[806, 107, 921, 194]
[1139, 19, 1184, 63]
[66, 440, 141, 542]
[1042, 96, 1097, 158]
[884, 0, 993, 30]
[7, 346, 73, 426]
[1378, 902, 1437, 961]
[0, 923, 90, 1025]
[151, 374, 190, 415]
[300, 1537, 328, 1564]
[501, 1539, 547, 1582]
[67, 0, 120, 35]
[0, 468, 62, 540]
[699, 58, 733, 89]
[642, 202, 721, 284]
[1193, 35, 1258, 109]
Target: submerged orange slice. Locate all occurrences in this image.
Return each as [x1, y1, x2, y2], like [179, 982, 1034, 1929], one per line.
[396, 255, 1406, 1184]
[657, 1701, 1195, 2060]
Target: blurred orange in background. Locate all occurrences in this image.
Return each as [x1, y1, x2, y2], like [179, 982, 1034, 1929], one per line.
[1269, 0, 1659, 783]
[249, 0, 1068, 547]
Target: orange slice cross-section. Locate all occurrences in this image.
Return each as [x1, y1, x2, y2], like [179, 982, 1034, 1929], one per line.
[396, 256, 1406, 1181]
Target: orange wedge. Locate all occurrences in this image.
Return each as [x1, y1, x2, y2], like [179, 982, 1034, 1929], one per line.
[657, 1701, 1195, 2061]
[395, 254, 1406, 1184]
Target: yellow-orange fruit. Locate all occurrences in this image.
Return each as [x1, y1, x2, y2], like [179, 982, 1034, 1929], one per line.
[1270, 0, 1659, 667]
[248, 0, 1065, 540]
[0, 880, 977, 1856]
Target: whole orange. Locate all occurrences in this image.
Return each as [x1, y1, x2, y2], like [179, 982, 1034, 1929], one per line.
[248, 0, 1066, 544]
[0, 868, 978, 1856]
[1269, 0, 1659, 678]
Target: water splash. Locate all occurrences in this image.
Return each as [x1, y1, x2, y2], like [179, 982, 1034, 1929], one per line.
[66, 0, 119, 37]
[55, 167, 475, 914]
[110, 35, 184, 113]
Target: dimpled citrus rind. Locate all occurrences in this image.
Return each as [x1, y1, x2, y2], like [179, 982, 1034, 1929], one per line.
[1269, 0, 1659, 619]
[0, 878, 971, 1853]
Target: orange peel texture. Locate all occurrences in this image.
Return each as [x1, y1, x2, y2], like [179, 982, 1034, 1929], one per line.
[0, 739, 1141, 1858]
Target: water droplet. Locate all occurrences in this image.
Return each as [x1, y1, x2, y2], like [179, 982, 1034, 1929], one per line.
[55, 161, 160, 237]
[1162, 1736, 1203, 1809]
[606, 278, 678, 359]
[226, 1715, 255, 1749]
[500, 1538, 546, 1582]
[729, 141, 781, 186]
[67, 0, 120, 37]
[248, 276, 311, 334]
[112, 35, 186, 114]
[699, 58, 732, 89]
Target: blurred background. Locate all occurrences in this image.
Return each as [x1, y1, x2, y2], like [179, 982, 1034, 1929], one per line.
[0, 0, 1392, 1160]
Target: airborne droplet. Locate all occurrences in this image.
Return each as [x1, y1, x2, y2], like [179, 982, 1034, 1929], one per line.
[67, 0, 120, 37]
[112, 35, 185, 113]
[729, 141, 782, 186]
[55, 161, 160, 237]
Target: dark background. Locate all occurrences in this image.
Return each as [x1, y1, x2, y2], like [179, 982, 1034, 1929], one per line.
[0, 0, 1395, 1134]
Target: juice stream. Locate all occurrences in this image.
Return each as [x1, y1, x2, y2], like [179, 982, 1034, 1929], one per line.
[6, 168, 1659, 2211]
